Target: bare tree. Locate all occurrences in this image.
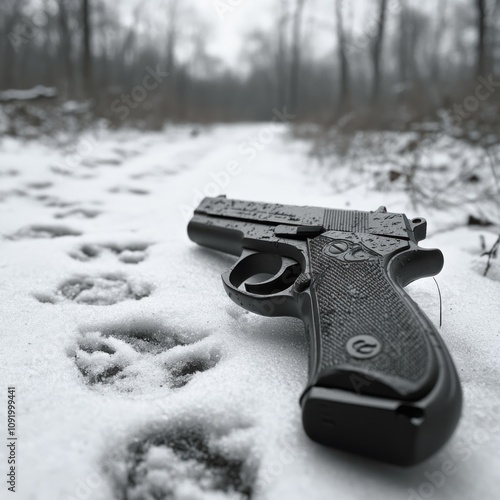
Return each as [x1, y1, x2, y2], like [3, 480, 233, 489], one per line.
[275, 1, 289, 105]
[162, 0, 179, 117]
[476, 0, 487, 75]
[166, 0, 178, 76]
[427, 0, 448, 107]
[370, 0, 387, 105]
[58, 0, 73, 95]
[82, 0, 93, 97]
[335, 0, 350, 113]
[288, 0, 306, 114]
[42, 0, 56, 85]
[1, 1, 27, 89]
[494, 0, 500, 72]
[1, 0, 499, 127]
[397, 5, 425, 102]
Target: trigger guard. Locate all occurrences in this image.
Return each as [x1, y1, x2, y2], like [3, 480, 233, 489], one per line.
[226, 250, 282, 289]
[244, 256, 301, 295]
[221, 250, 300, 318]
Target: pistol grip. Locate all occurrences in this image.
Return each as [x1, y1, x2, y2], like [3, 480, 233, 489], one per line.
[299, 232, 461, 465]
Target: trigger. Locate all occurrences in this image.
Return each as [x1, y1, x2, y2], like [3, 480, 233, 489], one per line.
[244, 257, 301, 295]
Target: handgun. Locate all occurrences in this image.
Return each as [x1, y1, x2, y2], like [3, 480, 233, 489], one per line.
[187, 196, 462, 465]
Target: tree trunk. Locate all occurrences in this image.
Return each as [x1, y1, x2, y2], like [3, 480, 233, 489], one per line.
[336, 0, 350, 114]
[476, 0, 487, 76]
[2, 3, 25, 89]
[58, 0, 73, 95]
[166, 0, 177, 75]
[288, 0, 306, 115]
[164, 0, 178, 118]
[429, 0, 447, 107]
[371, 0, 387, 105]
[276, 1, 288, 105]
[82, 0, 93, 97]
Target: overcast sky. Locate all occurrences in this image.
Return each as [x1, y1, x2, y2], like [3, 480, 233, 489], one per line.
[194, 0, 277, 66]
[169, 0, 401, 67]
[118, 0, 457, 70]
[120, 0, 355, 68]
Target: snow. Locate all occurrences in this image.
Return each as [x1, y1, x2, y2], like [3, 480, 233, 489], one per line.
[1, 123, 499, 500]
[0, 85, 57, 102]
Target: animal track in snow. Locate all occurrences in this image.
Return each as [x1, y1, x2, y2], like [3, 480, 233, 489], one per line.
[9, 224, 81, 240]
[37, 274, 151, 305]
[112, 422, 255, 500]
[69, 242, 149, 264]
[70, 319, 220, 393]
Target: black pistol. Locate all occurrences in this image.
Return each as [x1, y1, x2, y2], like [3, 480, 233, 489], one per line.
[187, 196, 461, 465]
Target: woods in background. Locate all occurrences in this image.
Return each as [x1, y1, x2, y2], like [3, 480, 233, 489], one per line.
[0, 0, 499, 131]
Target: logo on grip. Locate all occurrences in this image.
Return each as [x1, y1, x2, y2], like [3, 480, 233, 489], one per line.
[323, 239, 377, 262]
[346, 335, 382, 359]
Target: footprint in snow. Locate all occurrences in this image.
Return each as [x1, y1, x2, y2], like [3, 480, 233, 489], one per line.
[8, 224, 81, 240]
[35, 273, 151, 305]
[130, 166, 180, 179]
[50, 165, 73, 177]
[26, 181, 53, 190]
[35, 195, 75, 208]
[112, 147, 141, 159]
[81, 157, 123, 168]
[109, 186, 150, 196]
[109, 421, 255, 500]
[70, 319, 220, 393]
[0, 189, 28, 203]
[69, 241, 149, 264]
[54, 208, 101, 219]
[0, 169, 19, 177]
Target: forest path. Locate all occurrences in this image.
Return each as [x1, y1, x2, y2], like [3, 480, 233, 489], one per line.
[0, 124, 499, 500]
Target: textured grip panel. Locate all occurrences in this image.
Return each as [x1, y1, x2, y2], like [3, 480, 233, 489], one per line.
[308, 234, 437, 400]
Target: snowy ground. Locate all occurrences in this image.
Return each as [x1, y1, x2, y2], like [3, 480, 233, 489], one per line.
[1, 123, 499, 500]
